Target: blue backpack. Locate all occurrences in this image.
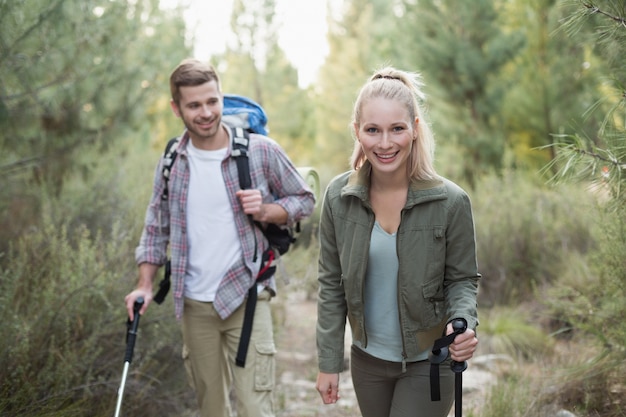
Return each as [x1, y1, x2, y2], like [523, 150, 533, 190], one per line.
[222, 94, 268, 136]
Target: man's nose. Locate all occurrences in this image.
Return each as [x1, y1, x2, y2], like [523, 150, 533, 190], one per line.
[200, 104, 212, 117]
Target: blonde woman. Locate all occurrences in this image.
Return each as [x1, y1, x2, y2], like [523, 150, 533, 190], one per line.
[315, 67, 480, 417]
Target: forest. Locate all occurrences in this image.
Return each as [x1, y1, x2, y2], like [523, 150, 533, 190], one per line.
[0, 0, 624, 416]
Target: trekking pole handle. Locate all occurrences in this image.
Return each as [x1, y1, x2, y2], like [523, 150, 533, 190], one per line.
[124, 297, 144, 364]
[450, 319, 468, 373]
[451, 318, 467, 334]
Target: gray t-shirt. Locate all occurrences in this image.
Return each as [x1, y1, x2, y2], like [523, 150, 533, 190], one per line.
[354, 221, 428, 363]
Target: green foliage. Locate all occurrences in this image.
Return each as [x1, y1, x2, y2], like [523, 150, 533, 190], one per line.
[1, 0, 625, 415]
[314, 0, 398, 173]
[0, 63, 188, 415]
[400, 0, 525, 185]
[472, 171, 598, 306]
[0, 0, 189, 255]
[497, 0, 602, 172]
[0, 213, 193, 416]
[543, 0, 626, 206]
[214, 0, 317, 169]
[555, 351, 625, 415]
[538, 206, 626, 412]
[479, 307, 554, 360]
[529, 1, 626, 414]
[0, 215, 129, 414]
[542, 129, 626, 209]
[479, 374, 536, 417]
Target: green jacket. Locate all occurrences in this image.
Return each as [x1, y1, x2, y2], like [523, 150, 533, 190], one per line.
[316, 163, 480, 373]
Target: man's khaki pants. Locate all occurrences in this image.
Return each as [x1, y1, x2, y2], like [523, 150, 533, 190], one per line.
[182, 290, 275, 417]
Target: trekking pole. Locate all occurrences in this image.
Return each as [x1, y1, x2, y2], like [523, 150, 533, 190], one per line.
[449, 319, 468, 417]
[114, 297, 144, 417]
[428, 318, 468, 417]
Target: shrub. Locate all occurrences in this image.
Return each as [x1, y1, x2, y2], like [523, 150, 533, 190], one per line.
[539, 205, 626, 415]
[472, 171, 598, 306]
[478, 307, 554, 360]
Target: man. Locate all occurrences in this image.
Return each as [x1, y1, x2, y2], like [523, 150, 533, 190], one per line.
[125, 58, 316, 417]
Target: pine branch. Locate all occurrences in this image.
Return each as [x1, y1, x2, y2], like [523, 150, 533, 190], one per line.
[581, 2, 626, 27]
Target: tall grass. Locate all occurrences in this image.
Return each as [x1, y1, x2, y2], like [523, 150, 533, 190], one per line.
[0, 139, 194, 416]
[471, 173, 626, 416]
[471, 171, 598, 306]
[537, 205, 626, 416]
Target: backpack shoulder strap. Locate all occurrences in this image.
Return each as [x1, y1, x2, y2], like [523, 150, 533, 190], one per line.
[161, 136, 180, 201]
[230, 126, 251, 190]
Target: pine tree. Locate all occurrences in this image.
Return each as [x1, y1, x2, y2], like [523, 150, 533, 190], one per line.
[0, 0, 189, 252]
[544, 0, 626, 207]
[541, 2, 626, 412]
[400, 0, 525, 186]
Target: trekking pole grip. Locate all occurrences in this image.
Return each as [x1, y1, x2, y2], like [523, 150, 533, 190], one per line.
[124, 297, 144, 364]
[450, 319, 468, 373]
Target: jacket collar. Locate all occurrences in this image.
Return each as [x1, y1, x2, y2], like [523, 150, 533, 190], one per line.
[341, 161, 447, 208]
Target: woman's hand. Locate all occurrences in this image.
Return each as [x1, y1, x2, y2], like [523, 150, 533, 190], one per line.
[316, 372, 341, 404]
[447, 323, 478, 362]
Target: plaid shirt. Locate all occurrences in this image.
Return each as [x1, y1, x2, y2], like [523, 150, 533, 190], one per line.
[135, 126, 316, 319]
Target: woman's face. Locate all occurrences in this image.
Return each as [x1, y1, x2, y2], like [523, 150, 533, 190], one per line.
[354, 97, 417, 177]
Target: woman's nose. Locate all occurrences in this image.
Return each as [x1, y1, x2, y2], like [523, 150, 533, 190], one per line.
[379, 131, 392, 147]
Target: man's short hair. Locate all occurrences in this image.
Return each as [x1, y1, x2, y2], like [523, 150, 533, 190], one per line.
[169, 58, 221, 105]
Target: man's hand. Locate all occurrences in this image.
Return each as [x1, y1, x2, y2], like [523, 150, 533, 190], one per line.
[124, 289, 152, 321]
[236, 189, 265, 220]
[236, 189, 289, 224]
[125, 262, 158, 320]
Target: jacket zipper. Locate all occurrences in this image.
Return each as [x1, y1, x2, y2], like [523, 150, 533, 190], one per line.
[360, 212, 375, 349]
[398, 208, 408, 372]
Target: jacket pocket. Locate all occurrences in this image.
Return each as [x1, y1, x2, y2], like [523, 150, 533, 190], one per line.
[420, 276, 446, 326]
[254, 342, 276, 391]
[426, 226, 446, 279]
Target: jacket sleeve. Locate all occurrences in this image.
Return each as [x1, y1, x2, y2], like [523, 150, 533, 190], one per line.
[316, 181, 348, 373]
[443, 186, 480, 331]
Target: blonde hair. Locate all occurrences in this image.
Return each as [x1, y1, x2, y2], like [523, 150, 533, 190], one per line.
[350, 66, 437, 181]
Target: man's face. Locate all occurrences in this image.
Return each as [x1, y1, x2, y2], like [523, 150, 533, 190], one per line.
[171, 81, 223, 143]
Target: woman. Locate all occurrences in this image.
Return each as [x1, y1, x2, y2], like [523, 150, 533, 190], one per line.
[315, 66, 480, 417]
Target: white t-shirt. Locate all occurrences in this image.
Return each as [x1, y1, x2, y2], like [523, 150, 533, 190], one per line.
[183, 141, 242, 302]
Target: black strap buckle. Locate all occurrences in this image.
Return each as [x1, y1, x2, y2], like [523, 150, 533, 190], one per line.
[428, 318, 468, 401]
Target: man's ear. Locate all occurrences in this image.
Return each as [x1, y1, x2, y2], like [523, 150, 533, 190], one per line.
[170, 99, 181, 117]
